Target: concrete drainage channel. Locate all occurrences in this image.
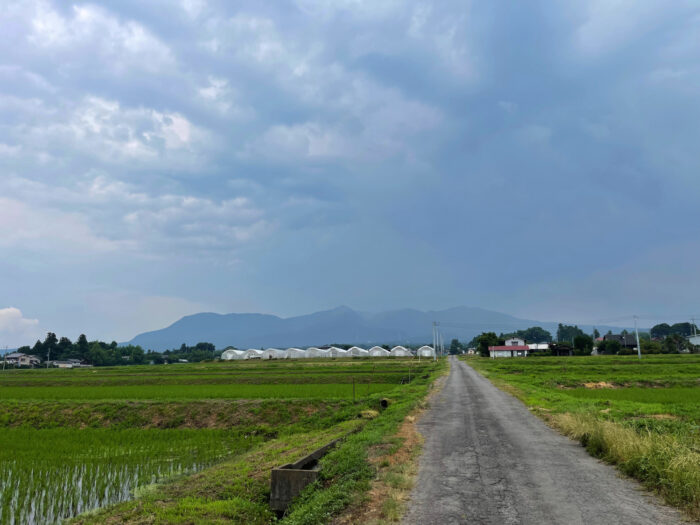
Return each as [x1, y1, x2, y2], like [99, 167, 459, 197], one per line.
[269, 438, 341, 513]
[269, 399, 392, 514]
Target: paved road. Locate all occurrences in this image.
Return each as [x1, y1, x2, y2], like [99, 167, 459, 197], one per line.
[403, 356, 684, 525]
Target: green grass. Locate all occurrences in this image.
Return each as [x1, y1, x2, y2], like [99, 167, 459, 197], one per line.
[0, 358, 441, 524]
[0, 382, 397, 400]
[465, 354, 700, 518]
[0, 428, 259, 525]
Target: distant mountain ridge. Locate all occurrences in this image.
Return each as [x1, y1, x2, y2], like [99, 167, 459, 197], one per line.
[127, 305, 624, 352]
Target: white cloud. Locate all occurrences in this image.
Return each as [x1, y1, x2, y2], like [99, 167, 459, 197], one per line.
[0, 196, 129, 254]
[3, 95, 208, 169]
[0, 143, 21, 156]
[573, 1, 678, 58]
[0, 175, 269, 258]
[28, 2, 173, 73]
[0, 307, 41, 347]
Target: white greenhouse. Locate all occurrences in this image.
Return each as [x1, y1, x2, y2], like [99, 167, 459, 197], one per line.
[368, 346, 390, 357]
[306, 347, 330, 358]
[417, 345, 436, 358]
[261, 348, 287, 360]
[286, 348, 307, 359]
[390, 346, 412, 357]
[328, 347, 349, 358]
[221, 349, 245, 360]
[243, 349, 263, 359]
[347, 346, 369, 357]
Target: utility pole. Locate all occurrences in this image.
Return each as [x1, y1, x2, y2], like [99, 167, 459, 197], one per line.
[634, 315, 642, 360]
[46, 347, 50, 368]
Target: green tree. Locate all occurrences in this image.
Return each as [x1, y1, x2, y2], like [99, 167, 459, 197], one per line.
[593, 328, 600, 339]
[670, 323, 697, 337]
[449, 339, 462, 355]
[30, 340, 43, 357]
[42, 332, 58, 361]
[476, 332, 500, 357]
[598, 340, 621, 355]
[87, 342, 108, 366]
[556, 324, 584, 343]
[573, 334, 594, 355]
[75, 334, 89, 360]
[650, 323, 672, 339]
[57, 337, 72, 359]
[516, 327, 552, 343]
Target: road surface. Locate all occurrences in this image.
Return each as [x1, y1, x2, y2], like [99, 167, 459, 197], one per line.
[403, 356, 684, 525]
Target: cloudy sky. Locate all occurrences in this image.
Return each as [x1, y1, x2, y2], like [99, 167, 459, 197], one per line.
[1, 0, 699, 346]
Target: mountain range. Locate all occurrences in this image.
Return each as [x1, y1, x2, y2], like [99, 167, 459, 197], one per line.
[127, 306, 624, 352]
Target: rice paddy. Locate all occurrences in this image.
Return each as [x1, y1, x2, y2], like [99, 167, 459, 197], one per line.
[0, 358, 438, 524]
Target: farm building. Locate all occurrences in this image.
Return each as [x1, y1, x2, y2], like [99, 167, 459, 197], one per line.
[390, 346, 412, 357]
[328, 347, 349, 358]
[348, 346, 369, 357]
[262, 348, 287, 359]
[286, 348, 307, 359]
[243, 349, 264, 359]
[368, 346, 390, 357]
[221, 349, 245, 360]
[417, 345, 435, 358]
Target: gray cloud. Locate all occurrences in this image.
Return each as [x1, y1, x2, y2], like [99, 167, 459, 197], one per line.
[2, 0, 699, 342]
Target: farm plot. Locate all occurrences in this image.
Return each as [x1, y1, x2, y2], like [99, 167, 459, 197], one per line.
[465, 354, 700, 518]
[0, 358, 439, 524]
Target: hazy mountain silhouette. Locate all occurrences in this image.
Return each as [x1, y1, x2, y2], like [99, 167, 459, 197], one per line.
[126, 305, 592, 351]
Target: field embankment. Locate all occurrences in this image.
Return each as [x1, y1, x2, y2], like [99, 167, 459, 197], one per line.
[465, 354, 700, 519]
[0, 358, 444, 524]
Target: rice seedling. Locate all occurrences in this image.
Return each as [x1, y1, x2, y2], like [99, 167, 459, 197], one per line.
[0, 428, 258, 525]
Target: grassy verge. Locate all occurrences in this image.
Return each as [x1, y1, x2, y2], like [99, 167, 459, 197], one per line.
[70, 421, 363, 525]
[281, 362, 448, 525]
[464, 355, 700, 519]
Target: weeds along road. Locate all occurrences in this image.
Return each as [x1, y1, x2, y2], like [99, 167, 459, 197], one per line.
[403, 356, 683, 525]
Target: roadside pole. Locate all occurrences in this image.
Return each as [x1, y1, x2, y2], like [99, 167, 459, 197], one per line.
[634, 315, 642, 360]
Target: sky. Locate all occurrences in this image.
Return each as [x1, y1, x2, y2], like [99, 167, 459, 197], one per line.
[1, 0, 700, 347]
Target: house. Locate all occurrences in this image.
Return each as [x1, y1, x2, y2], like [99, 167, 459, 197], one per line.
[488, 338, 530, 358]
[5, 352, 41, 367]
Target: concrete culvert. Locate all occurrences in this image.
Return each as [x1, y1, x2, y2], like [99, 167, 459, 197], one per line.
[380, 398, 390, 409]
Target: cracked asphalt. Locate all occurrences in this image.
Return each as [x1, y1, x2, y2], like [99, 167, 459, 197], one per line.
[402, 356, 684, 525]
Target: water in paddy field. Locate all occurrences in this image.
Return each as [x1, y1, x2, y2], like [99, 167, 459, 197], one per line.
[0, 457, 212, 524]
[0, 429, 252, 525]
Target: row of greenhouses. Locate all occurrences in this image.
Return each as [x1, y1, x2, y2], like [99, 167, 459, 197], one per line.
[220, 345, 436, 360]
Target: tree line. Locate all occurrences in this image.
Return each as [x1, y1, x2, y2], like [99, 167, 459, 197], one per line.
[450, 322, 698, 357]
[13, 333, 219, 366]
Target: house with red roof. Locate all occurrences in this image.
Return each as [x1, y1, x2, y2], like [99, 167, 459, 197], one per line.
[488, 337, 531, 358]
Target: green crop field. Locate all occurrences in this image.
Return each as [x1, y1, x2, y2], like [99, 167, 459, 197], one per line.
[465, 354, 700, 518]
[0, 358, 442, 524]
